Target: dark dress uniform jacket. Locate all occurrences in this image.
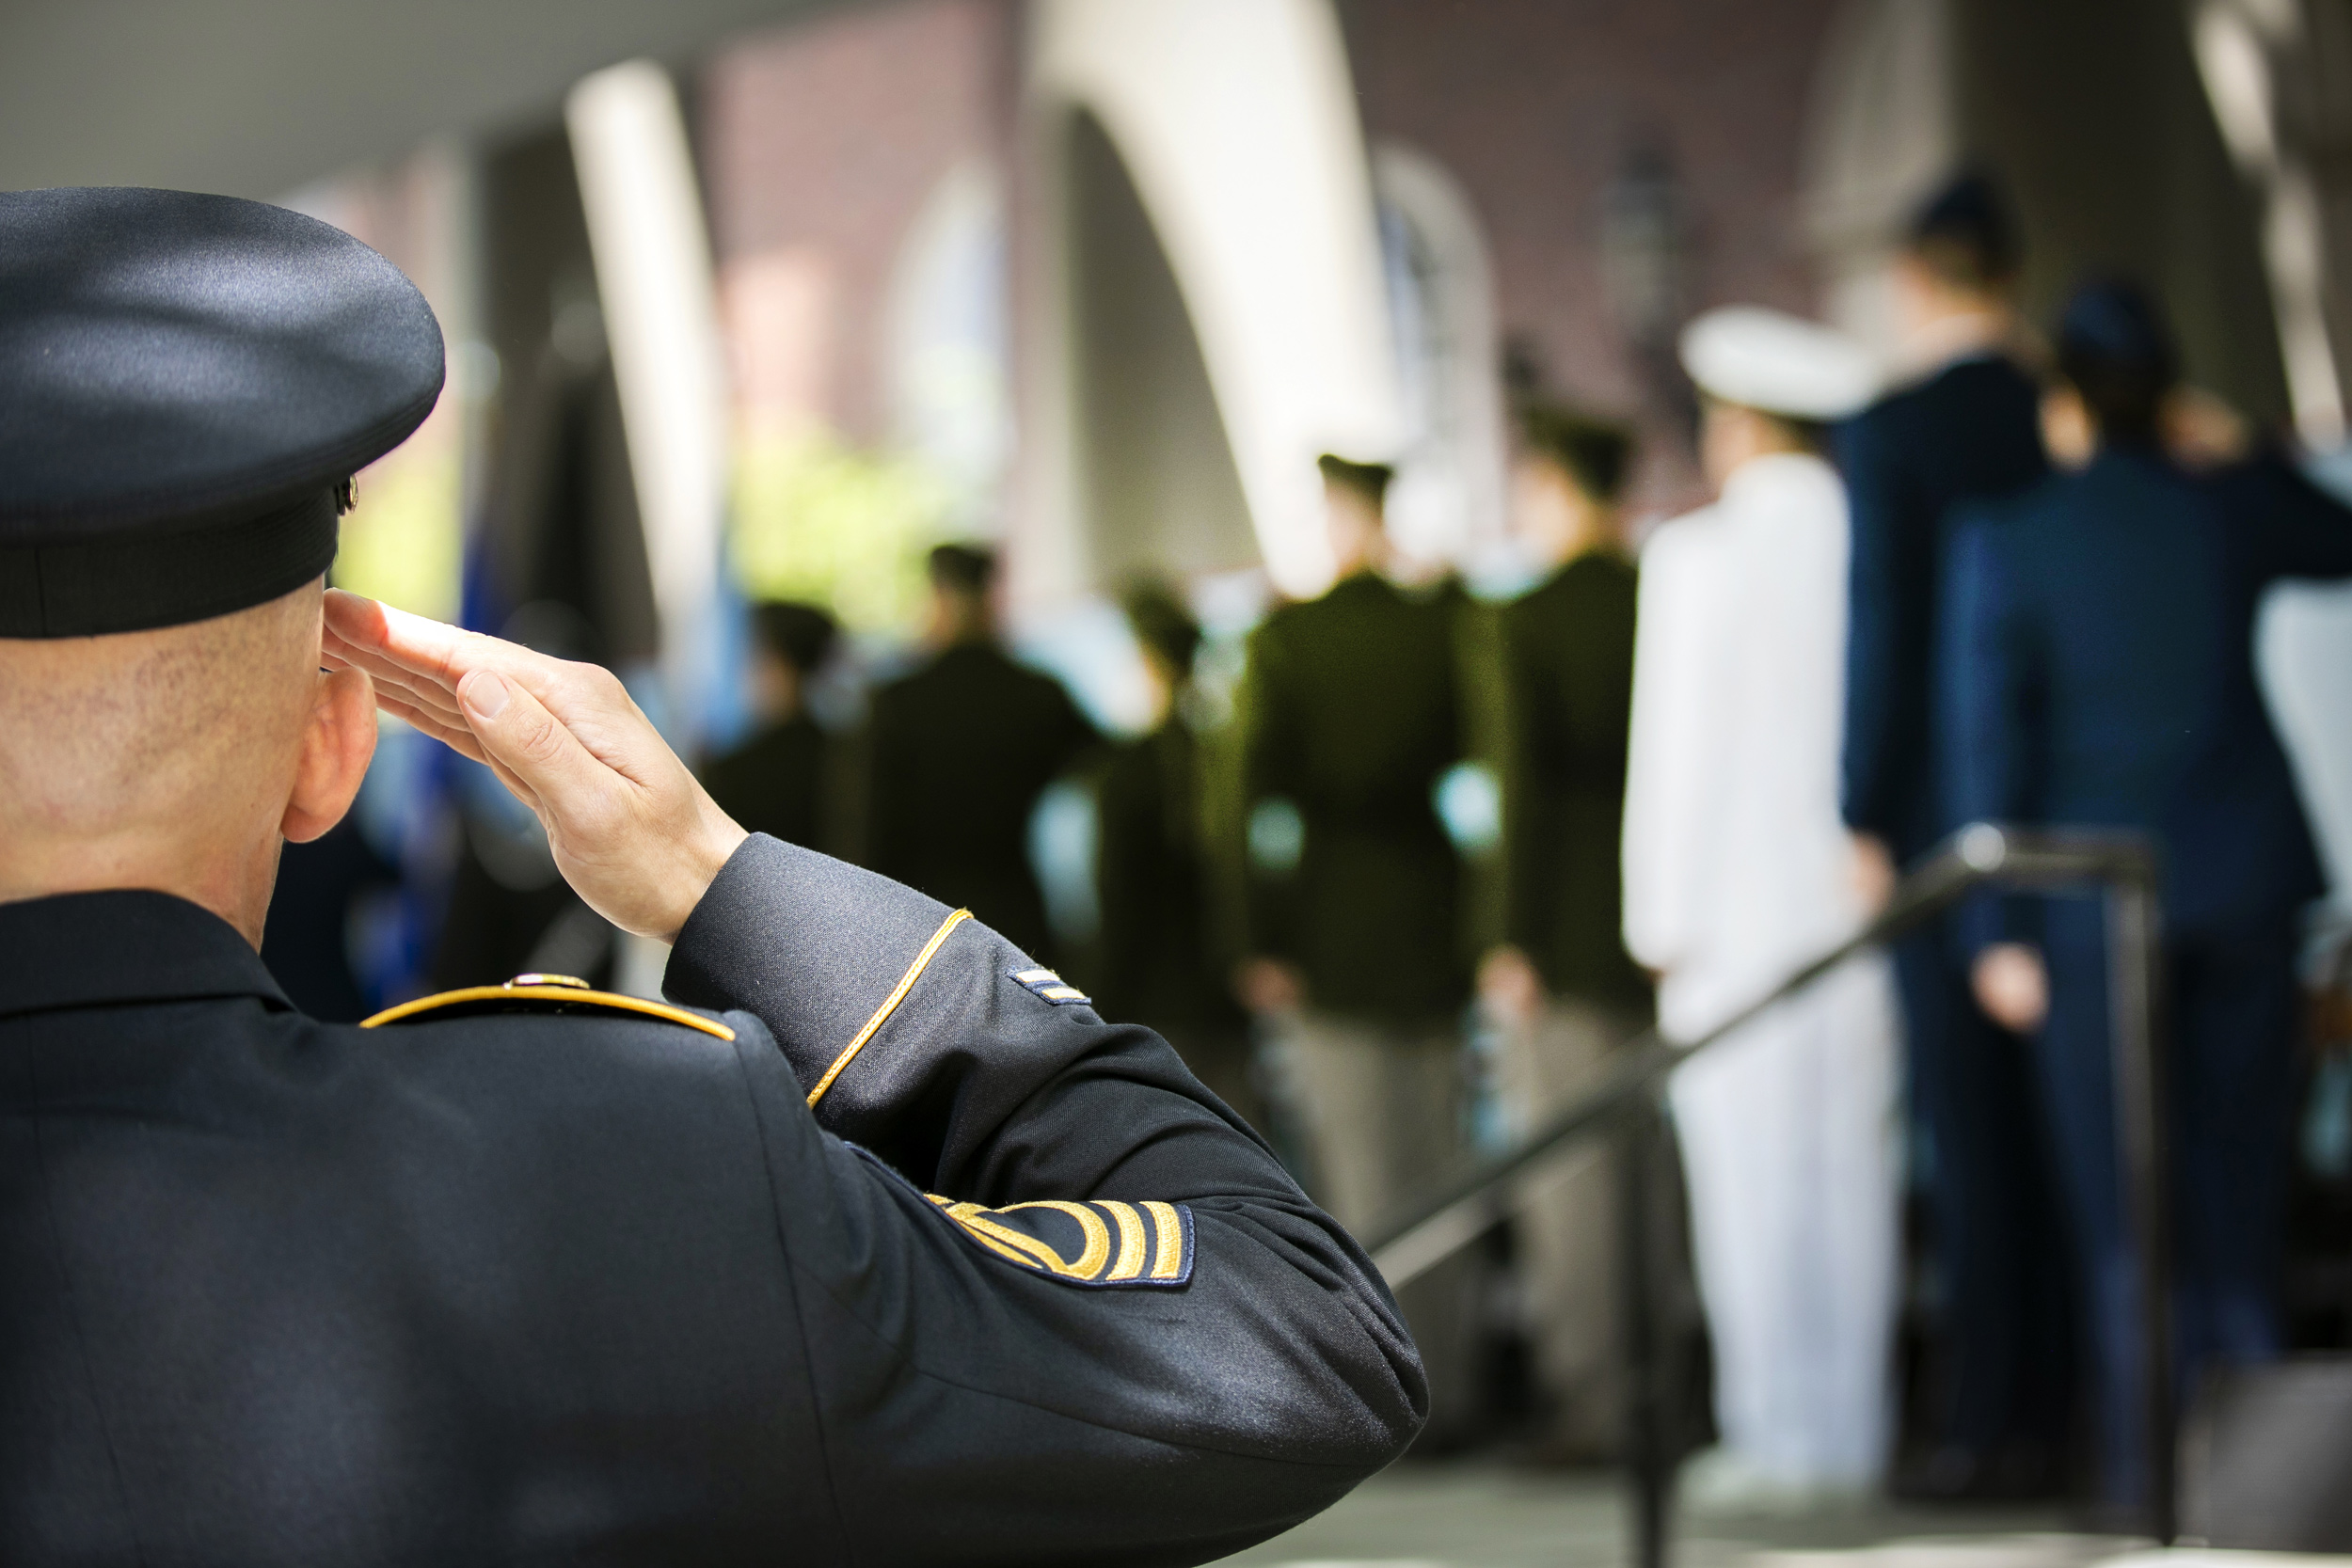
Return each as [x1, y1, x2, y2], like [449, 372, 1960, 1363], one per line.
[1943, 450, 2352, 939]
[1497, 552, 1648, 1010]
[1838, 355, 2048, 860]
[868, 642, 1098, 960]
[703, 714, 829, 850]
[0, 837, 1422, 1564]
[1238, 573, 1468, 1021]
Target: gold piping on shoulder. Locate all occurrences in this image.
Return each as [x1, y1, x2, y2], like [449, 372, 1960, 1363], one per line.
[358, 984, 737, 1042]
[805, 908, 973, 1107]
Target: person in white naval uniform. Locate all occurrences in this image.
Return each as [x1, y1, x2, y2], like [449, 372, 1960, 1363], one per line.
[1621, 307, 1899, 1507]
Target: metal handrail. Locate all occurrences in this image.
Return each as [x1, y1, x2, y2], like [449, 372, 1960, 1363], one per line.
[1362, 823, 2171, 1560]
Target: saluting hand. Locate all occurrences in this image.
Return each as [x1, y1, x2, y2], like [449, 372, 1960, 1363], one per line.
[322, 590, 748, 944]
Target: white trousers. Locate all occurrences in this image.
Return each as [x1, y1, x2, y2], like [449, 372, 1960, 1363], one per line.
[1667, 955, 1899, 1487]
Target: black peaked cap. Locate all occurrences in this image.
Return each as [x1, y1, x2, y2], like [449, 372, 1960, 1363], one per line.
[0, 187, 445, 637]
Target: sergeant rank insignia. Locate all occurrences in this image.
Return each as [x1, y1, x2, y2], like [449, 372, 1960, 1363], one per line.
[926, 1194, 1194, 1288]
[1010, 967, 1090, 1006]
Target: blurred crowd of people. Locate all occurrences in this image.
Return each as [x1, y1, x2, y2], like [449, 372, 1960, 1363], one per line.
[267, 169, 2352, 1525]
[685, 170, 2352, 1522]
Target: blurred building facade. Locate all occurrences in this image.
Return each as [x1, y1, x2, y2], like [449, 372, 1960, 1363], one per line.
[113, 0, 2348, 1006]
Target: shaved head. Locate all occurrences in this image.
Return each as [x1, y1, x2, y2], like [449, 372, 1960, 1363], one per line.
[0, 579, 378, 945]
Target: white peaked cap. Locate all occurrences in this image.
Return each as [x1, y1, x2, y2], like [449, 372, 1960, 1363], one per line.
[1678, 305, 1879, 420]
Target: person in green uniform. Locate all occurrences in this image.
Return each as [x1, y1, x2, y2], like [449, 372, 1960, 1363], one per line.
[1232, 453, 1477, 1434]
[1094, 582, 1262, 1128]
[1479, 403, 1653, 1458]
[702, 601, 837, 850]
[866, 544, 1099, 963]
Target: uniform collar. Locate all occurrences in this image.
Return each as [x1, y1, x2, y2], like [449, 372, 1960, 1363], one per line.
[1719, 450, 1835, 509]
[0, 889, 292, 1021]
[1886, 309, 2018, 385]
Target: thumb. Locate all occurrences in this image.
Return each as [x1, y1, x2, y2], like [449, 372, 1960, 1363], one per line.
[459, 669, 615, 832]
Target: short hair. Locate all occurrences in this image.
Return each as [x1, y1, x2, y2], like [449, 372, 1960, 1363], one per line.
[1120, 580, 1202, 678]
[751, 600, 837, 676]
[2055, 278, 2177, 448]
[927, 542, 996, 596]
[1517, 404, 1635, 504]
[1316, 452, 1395, 508]
[1904, 171, 2022, 293]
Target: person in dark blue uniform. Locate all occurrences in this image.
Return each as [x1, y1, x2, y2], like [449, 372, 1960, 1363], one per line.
[1941, 280, 2352, 1515]
[0, 187, 1422, 1564]
[1834, 173, 2068, 1496]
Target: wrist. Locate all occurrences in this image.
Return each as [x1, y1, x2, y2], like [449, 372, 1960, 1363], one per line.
[653, 804, 747, 944]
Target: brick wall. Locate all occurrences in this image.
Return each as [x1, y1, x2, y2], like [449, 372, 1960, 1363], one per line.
[698, 0, 1016, 443]
[1340, 0, 1845, 513]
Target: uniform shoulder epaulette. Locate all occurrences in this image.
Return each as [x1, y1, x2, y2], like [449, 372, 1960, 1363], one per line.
[359, 974, 737, 1041]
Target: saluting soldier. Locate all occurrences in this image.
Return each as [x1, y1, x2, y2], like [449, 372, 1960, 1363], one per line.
[0, 188, 1421, 1564]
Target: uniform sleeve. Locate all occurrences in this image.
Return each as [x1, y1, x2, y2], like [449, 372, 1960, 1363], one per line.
[1836, 414, 1922, 840]
[1054, 673, 1106, 768]
[1497, 605, 1554, 957]
[1232, 622, 1302, 961]
[1090, 742, 1159, 1009]
[663, 835, 1424, 1564]
[1939, 515, 2042, 954]
[2221, 451, 2352, 580]
[1620, 531, 1724, 977]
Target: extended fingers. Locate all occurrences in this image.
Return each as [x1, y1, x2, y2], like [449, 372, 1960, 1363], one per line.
[369, 689, 547, 813]
[326, 589, 580, 712]
[325, 639, 468, 724]
[456, 670, 622, 831]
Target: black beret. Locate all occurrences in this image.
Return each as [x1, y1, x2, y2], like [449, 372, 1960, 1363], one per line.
[0, 187, 445, 638]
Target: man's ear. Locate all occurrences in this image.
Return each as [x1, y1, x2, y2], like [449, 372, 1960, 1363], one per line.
[282, 666, 377, 845]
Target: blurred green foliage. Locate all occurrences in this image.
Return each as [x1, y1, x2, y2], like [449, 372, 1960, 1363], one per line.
[731, 429, 958, 634]
[332, 447, 462, 622]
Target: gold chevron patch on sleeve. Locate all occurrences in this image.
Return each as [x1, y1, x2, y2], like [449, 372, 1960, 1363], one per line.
[923, 1194, 1194, 1289]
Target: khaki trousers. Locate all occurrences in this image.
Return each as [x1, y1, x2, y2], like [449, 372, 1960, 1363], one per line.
[1279, 1013, 1465, 1234]
[1497, 997, 1647, 1457]
[1277, 1010, 1479, 1444]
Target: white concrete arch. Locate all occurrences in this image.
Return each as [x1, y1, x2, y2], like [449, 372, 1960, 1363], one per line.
[1372, 142, 1510, 577]
[1025, 0, 1406, 601]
